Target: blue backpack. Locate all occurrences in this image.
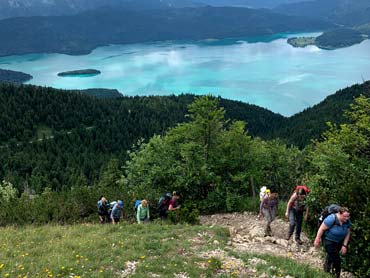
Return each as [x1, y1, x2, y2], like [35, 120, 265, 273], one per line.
[134, 200, 142, 211]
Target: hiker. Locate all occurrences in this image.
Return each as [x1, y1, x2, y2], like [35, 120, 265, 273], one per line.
[136, 199, 150, 224]
[285, 185, 310, 244]
[260, 187, 278, 236]
[168, 191, 181, 211]
[314, 206, 351, 278]
[111, 200, 124, 224]
[258, 187, 270, 219]
[158, 192, 172, 219]
[97, 196, 110, 224]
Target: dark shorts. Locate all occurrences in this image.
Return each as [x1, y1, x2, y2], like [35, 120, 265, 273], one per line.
[98, 211, 109, 216]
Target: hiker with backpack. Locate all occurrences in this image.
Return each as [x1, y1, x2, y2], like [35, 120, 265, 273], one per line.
[285, 185, 310, 244]
[260, 187, 278, 236]
[258, 187, 270, 219]
[97, 196, 110, 224]
[168, 191, 181, 212]
[136, 199, 150, 224]
[157, 192, 172, 219]
[110, 200, 124, 224]
[314, 206, 351, 278]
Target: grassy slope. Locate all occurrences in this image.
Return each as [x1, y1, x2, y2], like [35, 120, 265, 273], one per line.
[0, 223, 328, 278]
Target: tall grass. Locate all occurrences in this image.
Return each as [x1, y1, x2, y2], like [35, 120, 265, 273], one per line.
[0, 222, 328, 278]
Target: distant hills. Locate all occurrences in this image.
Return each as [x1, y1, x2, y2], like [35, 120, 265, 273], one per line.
[0, 0, 200, 19]
[0, 0, 308, 19]
[275, 0, 370, 49]
[274, 0, 370, 25]
[0, 6, 331, 57]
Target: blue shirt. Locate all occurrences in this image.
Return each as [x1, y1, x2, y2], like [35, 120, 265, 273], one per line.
[111, 204, 122, 219]
[324, 214, 351, 243]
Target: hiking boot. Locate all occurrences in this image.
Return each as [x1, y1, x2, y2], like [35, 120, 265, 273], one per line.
[285, 234, 291, 240]
[296, 238, 303, 245]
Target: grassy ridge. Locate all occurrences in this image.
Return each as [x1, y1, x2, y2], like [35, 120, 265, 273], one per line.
[0, 222, 328, 278]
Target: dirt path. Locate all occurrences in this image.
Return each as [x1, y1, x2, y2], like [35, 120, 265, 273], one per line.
[200, 212, 353, 277]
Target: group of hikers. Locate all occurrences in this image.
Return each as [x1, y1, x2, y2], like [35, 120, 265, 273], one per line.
[259, 185, 351, 278]
[97, 191, 181, 225]
[98, 186, 350, 277]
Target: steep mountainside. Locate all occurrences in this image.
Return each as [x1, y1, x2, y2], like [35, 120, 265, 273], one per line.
[0, 6, 331, 56]
[274, 0, 370, 25]
[273, 81, 370, 148]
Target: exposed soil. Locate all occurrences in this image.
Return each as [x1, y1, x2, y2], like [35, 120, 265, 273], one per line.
[200, 212, 354, 278]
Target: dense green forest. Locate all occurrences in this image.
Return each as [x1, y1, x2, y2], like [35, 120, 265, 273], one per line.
[0, 6, 330, 56]
[2, 81, 370, 191]
[0, 82, 284, 192]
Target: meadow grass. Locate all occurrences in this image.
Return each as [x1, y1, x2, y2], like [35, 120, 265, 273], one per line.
[0, 222, 328, 277]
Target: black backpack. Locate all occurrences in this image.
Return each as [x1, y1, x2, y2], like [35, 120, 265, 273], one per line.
[318, 204, 340, 228]
[157, 192, 172, 210]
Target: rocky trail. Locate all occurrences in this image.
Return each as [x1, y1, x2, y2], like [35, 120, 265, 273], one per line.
[199, 212, 353, 278]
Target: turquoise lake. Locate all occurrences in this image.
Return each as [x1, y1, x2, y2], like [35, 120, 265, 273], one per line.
[1, 33, 369, 116]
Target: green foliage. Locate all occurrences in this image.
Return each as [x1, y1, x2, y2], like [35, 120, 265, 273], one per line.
[167, 204, 200, 225]
[0, 180, 18, 202]
[306, 95, 370, 276]
[121, 96, 303, 214]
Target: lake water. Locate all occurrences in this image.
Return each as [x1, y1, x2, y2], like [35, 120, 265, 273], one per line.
[1, 33, 369, 116]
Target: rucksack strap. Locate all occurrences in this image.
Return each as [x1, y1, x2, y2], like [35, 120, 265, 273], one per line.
[323, 214, 338, 239]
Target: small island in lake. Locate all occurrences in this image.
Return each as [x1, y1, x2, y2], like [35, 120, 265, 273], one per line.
[57, 69, 101, 77]
[0, 68, 33, 83]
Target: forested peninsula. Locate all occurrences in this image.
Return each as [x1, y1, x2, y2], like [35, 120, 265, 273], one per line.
[288, 28, 368, 49]
[0, 68, 32, 83]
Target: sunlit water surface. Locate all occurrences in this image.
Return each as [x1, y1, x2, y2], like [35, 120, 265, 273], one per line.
[1, 33, 369, 116]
